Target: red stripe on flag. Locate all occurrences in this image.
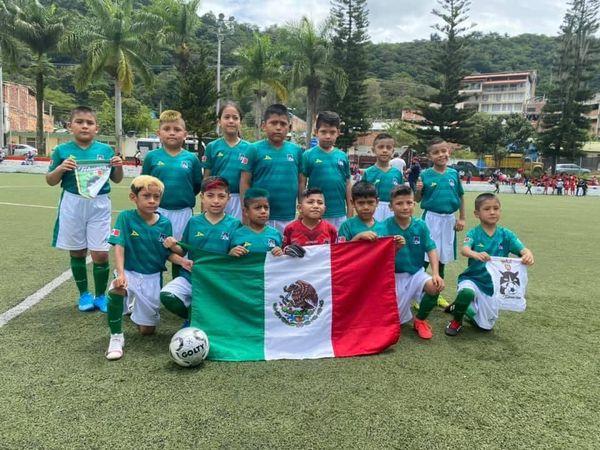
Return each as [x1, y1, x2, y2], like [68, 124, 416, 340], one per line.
[330, 237, 400, 357]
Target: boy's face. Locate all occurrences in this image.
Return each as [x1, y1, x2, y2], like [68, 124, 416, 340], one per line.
[429, 143, 451, 167]
[474, 199, 501, 226]
[373, 139, 395, 163]
[316, 124, 340, 149]
[220, 106, 241, 135]
[69, 112, 99, 144]
[130, 185, 162, 215]
[201, 187, 230, 215]
[262, 114, 289, 146]
[391, 194, 415, 219]
[353, 196, 378, 222]
[299, 193, 325, 220]
[157, 120, 187, 149]
[245, 198, 270, 226]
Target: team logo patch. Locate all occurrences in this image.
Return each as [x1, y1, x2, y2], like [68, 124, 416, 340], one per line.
[239, 154, 248, 165]
[181, 161, 189, 169]
[157, 161, 165, 166]
[498, 244, 504, 250]
[431, 182, 437, 187]
[216, 152, 224, 158]
[264, 155, 272, 160]
[449, 180, 455, 187]
[393, 178, 399, 185]
[220, 232, 230, 240]
[315, 158, 323, 164]
[201, 155, 207, 162]
[463, 237, 472, 244]
[374, 179, 380, 184]
[267, 239, 277, 249]
[287, 154, 294, 162]
[477, 243, 485, 248]
[413, 236, 420, 245]
[499, 269, 521, 296]
[337, 159, 344, 167]
[158, 233, 167, 243]
[111, 229, 120, 237]
[195, 232, 205, 237]
[97, 155, 105, 160]
[273, 280, 324, 327]
[131, 230, 139, 237]
[243, 241, 252, 248]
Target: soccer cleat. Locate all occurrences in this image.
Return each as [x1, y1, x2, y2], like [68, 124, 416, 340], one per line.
[78, 292, 95, 312]
[413, 318, 433, 339]
[445, 320, 463, 336]
[106, 333, 125, 360]
[412, 301, 420, 311]
[444, 302, 455, 314]
[94, 294, 108, 313]
[437, 295, 450, 309]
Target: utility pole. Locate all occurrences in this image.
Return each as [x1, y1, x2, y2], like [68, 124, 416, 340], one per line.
[0, 45, 5, 149]
[215, 13, 234, 135]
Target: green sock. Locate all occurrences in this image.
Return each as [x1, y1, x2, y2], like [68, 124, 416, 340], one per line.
[70, 256, 88, 294]
[93, 262, 110, 297]
[160, 292, 189, 320]
[452, 288, 475, 323]
[171, 264, 181, 279]
[416, 293, 438, 320]
[107, 292, 124, 334]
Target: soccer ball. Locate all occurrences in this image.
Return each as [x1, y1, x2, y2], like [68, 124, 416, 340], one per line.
[169, 327, 210, 367]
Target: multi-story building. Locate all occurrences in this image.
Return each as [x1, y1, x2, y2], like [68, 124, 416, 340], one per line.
[2, 81, 53, 134]
[460, 71, 537, 115]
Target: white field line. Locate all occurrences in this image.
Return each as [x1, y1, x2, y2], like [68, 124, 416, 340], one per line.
[0, 256, 92, 327]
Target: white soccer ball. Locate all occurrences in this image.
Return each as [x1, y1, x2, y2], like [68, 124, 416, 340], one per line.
[169, 327, 210, 367]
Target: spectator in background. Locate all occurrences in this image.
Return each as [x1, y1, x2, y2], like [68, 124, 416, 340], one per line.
[466, 169, 472, 184]
[390, 151, 406, 175]
[407, 157, 421, 193]
[134, 150, 142, 167]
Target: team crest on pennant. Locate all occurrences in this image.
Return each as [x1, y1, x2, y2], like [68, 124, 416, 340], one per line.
[499, 269, 520, 296]
[74, 160, 112, 199]
[273, 280, 324, 327]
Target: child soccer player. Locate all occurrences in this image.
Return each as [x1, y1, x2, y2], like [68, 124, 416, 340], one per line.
[202, 101, 251, 220]
[283, 188, 338, 246]
[362, 133, 405, 222]
[229, 188, 283, 257]
[46, 106, 123, 313]
[445, 193, 534, 336]
[160, 176, 241, 323]
[240, 104, 303, 234]
[300, 111, 352, 229]
[105, 176, 188, 360]
[380, 185, 444, 339]
[338, 181, 382, 242]
[415, 138, 466, 308]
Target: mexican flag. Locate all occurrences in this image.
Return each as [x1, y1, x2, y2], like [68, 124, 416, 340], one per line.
[74, 159, 112, 199]
[191, 238, 400, 361]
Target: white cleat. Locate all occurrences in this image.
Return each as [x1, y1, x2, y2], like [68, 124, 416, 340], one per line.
[106, 333, 125, 360]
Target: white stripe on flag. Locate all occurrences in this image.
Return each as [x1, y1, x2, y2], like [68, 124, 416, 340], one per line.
[264, 245, 334, 360]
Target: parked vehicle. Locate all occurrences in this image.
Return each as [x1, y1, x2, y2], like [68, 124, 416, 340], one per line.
[554, 163, 591, 175]
[483, 153, 544, 178]
[12, 144, 38, 156]
[449, 161, 485, 177]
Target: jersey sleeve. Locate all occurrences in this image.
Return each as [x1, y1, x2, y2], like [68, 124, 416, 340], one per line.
[422, 222, 436, 252]
[338, 220, 352, 242]
[462, 228, 476, 249]
[456, 171, 464, 196]
[201, 142, 213, 169]
[329, 223, 338, 243]
[282, 224, 292, 247]
[361, 168, 370, 183]
[506, 229, 525, 255]
[48, 147, 63, 172]
[296, 146, 303, 172]
[108, 212, 127, 247]
[342, 154, 350, 180]
[301, 151, 311, 177]
[242, 145, 256, 173]
[192, 155, 202, 194]
[274, 229, 284, 247]
[141, 152, 152, 175]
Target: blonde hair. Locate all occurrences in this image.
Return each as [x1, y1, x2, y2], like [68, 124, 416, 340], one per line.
[159, 110, 185, 126]
[130, 175, 165, 195]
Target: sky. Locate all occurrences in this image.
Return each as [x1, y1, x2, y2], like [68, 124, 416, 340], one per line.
[199, 0, 569, 43]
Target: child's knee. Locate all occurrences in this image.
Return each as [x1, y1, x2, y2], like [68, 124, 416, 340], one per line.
[423, 280, 440, 296]
[91, 251, 109, 264]
[109, 287, 126, 297]
[70, 249, 87, 258]
[138, 325, 156, 335]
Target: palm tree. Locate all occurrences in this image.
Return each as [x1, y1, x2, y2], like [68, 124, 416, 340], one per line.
[12, 0, 67, 154]
[286, 17, 347, 147]
[0, 0, 20, 149]
[229, 34, 287, 139]
[73, 0, 155, 152]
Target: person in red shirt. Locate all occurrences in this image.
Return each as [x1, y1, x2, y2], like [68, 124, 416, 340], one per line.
[283, 188, 338, 247]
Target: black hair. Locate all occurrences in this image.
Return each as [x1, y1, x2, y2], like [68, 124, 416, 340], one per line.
[351, 181, 378, 200]
[243, 187, 270, 208]
[427, 137, 446, 152]
[70, 106, 97, 122]
[300, 187, 325, 200]
[201, 176, 230, 193]
[373, 132, 394, 146]
[474, 193, 500, 210]
[389, 184, 413, 201]
[263, 104, 289, 123]
[315, 111, 341, 130]
[218, 101, 243, 120]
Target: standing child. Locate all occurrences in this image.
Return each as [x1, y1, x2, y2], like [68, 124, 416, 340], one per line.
[202, 101, 251, 220]
[240, 104, 303, 234]
[415, 138, 466, 308]
[362, 133, 405, 222]
[283, 188, 338, 247]
[445, 193, 534, 336]
[379, 185, 445, 339]
[338, 181, 382, 242]
[105, 176, 188, 360]
[160, 176, 241, 324]
[300, 111, 352, 229]
[46, 106, 123, 313]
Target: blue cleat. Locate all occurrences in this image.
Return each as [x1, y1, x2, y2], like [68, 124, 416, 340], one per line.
[78, 292, 95, 312]
[94, 294, 108, 313]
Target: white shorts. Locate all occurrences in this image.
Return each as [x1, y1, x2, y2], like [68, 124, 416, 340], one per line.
[395, 268, 431, 324]
[374, 201, 393, 222]
[268, 220, 293, 235]
[158, 207, 192, 241]
[423, 211, 456, 264]
[161, 276, 192, 308]
[325, 216, 347, 230]
[225, 193, 243, 220]
[110, 270, 162, 326]
[53, 191, 111, 251]
[457, 280, 498, 330]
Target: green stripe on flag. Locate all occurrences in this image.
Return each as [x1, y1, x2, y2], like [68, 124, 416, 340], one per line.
[191, 250, 266, 361]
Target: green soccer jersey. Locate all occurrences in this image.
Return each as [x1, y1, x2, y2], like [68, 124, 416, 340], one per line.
[338, 216, 382, 242]
[201, 138, 251, 193]
[179, 213, 241, 281]
[48, 140, 114, 195]
[380, 217, 436, 274]
[109, 210, 173, 274]
[141, 147, 202, 210]
[302, 146, 350, 218]
[229, 225, 283, 253]
[244, 140, 303, 221]
[458, 225, 525, 296]
[361, 165, 404, 203]
[419, 167, 464, 214]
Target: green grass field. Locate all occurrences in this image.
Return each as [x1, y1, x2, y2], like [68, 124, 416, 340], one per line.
[0, 172, 599, 448]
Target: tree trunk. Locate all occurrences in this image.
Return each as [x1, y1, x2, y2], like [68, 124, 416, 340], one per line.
[254, 92, 262, 141]
[115, 80, 123, 154]
[306, 86, 319, 148]
[36, 70, 45, 155]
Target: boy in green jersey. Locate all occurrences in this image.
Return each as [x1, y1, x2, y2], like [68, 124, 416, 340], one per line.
[379, 185, 445, 340]
[160, 176, 241, 324]
[445, 193, 534, 336]
[105, 176, 188, 360]
[300, 111, 352, 229]
[46, 106, 124, 313]
[229, 188, 284, 257]
[240, 104, 303, 234]
[362, 133, 405, 222]
[338, 181, 383, 242]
